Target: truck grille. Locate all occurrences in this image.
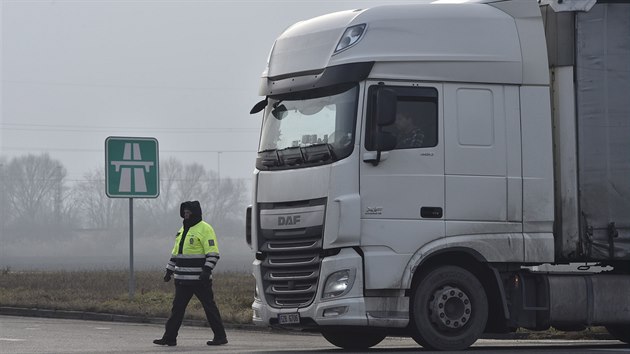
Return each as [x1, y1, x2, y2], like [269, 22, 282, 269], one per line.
[258, 199, 325, 308]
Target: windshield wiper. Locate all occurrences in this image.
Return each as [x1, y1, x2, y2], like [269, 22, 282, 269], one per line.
[258, 146, 303, 168]
[278, 146, 305, 166]
[257, 149, 281, 168]
[258, 144, 335, 169]
[304, 143, 335, 163]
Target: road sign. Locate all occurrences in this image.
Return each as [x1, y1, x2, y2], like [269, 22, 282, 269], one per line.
[105, 137, 159, 198]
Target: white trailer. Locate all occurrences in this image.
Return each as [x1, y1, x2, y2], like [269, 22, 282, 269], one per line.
[246, 0, 630, 350]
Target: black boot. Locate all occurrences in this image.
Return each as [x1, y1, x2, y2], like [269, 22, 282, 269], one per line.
[206, 337, 228, 346]
[153, 338, 177, 346]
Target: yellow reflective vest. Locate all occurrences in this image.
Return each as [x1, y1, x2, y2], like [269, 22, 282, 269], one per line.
[165, 221, 220, 283]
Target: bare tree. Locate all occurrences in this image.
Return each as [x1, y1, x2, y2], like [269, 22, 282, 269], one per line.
[149, 157, 182, 220]
[72, 168, 126, 229]
[4, 154, 67, 224]
[203, 170, 247, 224]
[138, 158, 247, 237]
[175, 162, 212, 203]
[137, 157, 183, 234]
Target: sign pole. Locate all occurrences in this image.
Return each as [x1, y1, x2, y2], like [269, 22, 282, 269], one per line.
[129, 197, 135, 300]
[105, 137, 159, 301]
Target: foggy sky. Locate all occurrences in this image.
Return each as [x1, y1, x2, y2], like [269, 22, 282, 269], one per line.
[1, 0, 419, 270]
[1, 0, 418, 183]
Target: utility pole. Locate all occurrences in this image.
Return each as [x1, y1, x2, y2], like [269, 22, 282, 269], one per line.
[217, 151, 222, 187]
[0, 163, 6, 232]
[55, 165, 62, 222]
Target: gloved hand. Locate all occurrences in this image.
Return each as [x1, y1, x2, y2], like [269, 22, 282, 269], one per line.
[163, 270, 173, 282]
[200, 269, 211, 284]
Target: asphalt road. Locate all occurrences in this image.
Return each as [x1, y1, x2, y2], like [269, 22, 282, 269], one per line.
[0, 315, 627, 354]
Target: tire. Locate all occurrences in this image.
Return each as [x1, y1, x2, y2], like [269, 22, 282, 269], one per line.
[321, 328, 386, 350]
[606, 324, 630, 344]
[410, 265, 488, 351]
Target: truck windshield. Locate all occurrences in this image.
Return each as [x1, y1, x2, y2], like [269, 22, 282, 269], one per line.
[257, 84, 358, 170]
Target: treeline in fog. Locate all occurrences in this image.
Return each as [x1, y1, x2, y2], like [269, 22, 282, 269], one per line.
[0, 153, 253, 271]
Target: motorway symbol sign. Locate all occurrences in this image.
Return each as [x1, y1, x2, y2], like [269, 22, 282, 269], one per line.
[106, 137, 159, 198]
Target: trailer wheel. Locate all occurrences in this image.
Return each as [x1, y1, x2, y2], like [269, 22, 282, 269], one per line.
[606, 324, 630, 344]
[410, 265, 488, 351]
[321, 328, 386, 350]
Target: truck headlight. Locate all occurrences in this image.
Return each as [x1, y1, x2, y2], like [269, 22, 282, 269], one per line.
[334, 24, 366, 54]
[322, 269, 355, 299]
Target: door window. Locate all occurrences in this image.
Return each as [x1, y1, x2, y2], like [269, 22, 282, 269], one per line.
[366, 86, 438, 150]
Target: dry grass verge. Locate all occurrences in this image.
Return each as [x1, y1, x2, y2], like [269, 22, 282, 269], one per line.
[0, 270, 254, 324]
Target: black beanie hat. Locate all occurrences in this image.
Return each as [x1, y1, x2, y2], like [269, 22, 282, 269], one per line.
[180, 200, 202, 219]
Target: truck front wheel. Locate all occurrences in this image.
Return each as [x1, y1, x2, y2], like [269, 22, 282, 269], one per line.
[411, 265, 488, 351]
[321, 328, 386, 350]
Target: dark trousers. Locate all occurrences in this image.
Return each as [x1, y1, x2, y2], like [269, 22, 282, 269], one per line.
[163, 280, 227, 340]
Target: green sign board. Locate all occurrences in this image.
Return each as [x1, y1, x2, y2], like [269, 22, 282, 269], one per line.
[105, 137, 159, 198]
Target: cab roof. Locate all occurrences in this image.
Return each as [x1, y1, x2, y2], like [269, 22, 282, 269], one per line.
[264, 0, 548, 86]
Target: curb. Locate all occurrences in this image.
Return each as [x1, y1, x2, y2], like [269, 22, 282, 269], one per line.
[0, 306, 261, 331]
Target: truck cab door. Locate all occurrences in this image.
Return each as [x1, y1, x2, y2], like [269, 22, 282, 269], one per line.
[358, 81, 445, 289]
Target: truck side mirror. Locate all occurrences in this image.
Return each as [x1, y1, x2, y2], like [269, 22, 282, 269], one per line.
[250, 98, 268, 114]
[366, 128, 398, 166]
[272, 104, 288, 120]
[376, 88, 397, 126]
[365, 87, 398, 166]
[379, 131, 397, 151]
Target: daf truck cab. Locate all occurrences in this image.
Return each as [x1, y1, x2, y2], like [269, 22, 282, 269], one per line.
[246, 0, 630, 350]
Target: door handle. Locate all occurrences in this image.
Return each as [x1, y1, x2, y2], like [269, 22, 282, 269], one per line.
[421, 207, 443, 218]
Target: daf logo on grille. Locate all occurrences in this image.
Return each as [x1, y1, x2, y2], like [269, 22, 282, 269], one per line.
[278, 215, 301, 226]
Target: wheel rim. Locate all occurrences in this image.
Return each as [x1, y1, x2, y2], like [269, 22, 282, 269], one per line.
[429, 285, 472, 330]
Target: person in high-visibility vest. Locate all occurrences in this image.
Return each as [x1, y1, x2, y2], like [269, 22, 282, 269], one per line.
[153, 201, 228, 347]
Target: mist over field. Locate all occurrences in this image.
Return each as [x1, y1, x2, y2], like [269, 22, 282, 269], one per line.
[1, 229, 254, 272]
[0, 154, 253, 272]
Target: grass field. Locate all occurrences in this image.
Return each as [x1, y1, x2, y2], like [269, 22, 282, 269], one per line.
[0, 269, 254, 324]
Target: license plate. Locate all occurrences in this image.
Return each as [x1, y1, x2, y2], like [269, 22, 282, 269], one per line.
[278, 313, 300, 325]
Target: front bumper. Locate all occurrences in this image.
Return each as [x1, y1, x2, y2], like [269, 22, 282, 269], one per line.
[252, 248, 409, 328]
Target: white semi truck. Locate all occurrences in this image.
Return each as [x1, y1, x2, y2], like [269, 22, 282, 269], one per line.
[246, 0, 630, 350]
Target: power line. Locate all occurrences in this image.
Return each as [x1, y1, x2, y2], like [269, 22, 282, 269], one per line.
[1, 147, 255, 153]
[1, 127, 259, 134]
[0, 123, 260, 134]
[1, 122, 258, 131]
[2, 79, 252, 92]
